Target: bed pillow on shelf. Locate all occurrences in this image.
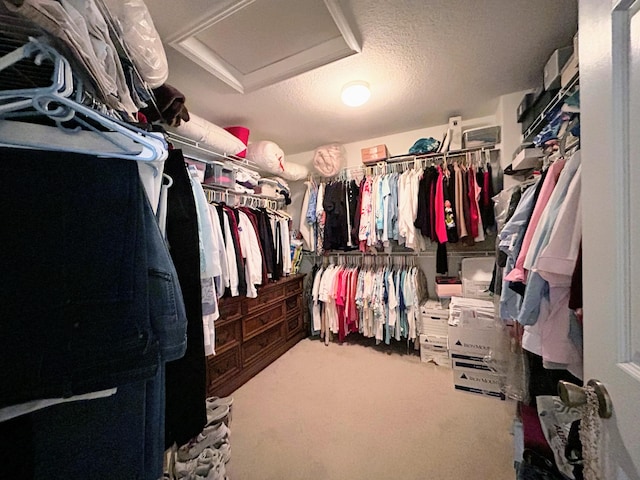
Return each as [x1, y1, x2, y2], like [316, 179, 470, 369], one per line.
[313, 143, 344, 177]
[246, 140, 309, 181]
[169, 113, 246, 155]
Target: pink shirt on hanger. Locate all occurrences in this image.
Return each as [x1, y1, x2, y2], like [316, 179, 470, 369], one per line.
[503, 158, 567, 284]
[435, 166, 448, 243]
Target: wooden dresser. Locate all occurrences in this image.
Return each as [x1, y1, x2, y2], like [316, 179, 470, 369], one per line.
[206, 274, 306, 397]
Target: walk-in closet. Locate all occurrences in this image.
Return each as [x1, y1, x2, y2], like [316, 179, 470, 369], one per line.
[2, 0, 639, 479]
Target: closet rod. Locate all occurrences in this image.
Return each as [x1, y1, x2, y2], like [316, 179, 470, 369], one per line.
[303, 250, 494, 258]
[313, 144, 499, 180]
[386, 144, 499, 165]
[202, 184, 283, 210]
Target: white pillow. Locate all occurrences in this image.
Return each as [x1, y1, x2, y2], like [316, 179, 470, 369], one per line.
[281, 162, 308, 181]
[246, 140, 308, 181]
[170, 113, 245, 155]
[247, 141, 285, 173]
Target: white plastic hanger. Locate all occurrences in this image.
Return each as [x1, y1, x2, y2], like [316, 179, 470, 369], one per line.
[0, 38, 167, 162]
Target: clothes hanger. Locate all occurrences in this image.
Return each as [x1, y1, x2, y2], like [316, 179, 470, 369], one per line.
[0, 38, 167, 162]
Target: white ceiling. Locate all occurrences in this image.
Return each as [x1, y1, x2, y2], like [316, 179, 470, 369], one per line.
[146, 0, 578, 155]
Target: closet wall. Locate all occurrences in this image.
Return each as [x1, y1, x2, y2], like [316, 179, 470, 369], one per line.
[287, 94, 526, 296]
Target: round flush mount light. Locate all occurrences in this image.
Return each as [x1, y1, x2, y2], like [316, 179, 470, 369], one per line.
[341, 81, 371, 107]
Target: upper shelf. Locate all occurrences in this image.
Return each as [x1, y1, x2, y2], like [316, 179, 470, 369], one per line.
[522, 74, 579, 143]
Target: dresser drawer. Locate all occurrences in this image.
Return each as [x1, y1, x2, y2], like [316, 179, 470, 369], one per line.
[242, 303, 284, 340]
[285, 309, 303, 339]
[242, 322, 285, 366]
[284, 278, 303, 296]
[218, 297, 243, 321]
[284, 294, 302, 315]
[206, 346, 241, 392]
[214, 319, 241, 353]
[244, 285, 285, 314]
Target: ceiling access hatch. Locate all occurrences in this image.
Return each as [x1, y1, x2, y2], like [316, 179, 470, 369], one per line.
[167, 0, 361, 93]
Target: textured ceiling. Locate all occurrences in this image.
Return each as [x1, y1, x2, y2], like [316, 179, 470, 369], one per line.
[146, 0, 578, 155]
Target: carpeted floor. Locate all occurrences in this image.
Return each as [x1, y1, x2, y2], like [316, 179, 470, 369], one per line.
[226, 338, 516, 480]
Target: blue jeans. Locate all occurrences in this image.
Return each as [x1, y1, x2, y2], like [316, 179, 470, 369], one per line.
[0, 149, 160, 407]
[0, 148, 188, 478]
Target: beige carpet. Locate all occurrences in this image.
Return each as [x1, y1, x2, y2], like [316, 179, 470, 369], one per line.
[226, 338, 516, 480]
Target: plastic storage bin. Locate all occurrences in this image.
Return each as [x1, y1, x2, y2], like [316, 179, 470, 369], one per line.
[204, 161, 236, 188]
[462, 126, 501, 148]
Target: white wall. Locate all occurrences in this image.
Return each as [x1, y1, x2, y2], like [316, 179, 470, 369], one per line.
[495, 90, 531, 191]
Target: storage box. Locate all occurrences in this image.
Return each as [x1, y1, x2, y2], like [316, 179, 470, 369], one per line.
[462, 126, 501, 149]
[520, 88, 560, 135]
[544, 46, 574, 91]
[452, 367, 505, 400]
[418, 310, 449, 337]
[361, 144, 389, 163]
[517, 93, 535, 123]
[420, 334, 450, 366]
[448, 323, 496, 357]
[461, 257, 495, 300]
[450, 352, 492, 372]
[204, 161, 236, 188]
[257, 178, 279, 198]
[560, 53, 579, 88]
[435, 276, 462, 298]
[512, 145, 544, 170]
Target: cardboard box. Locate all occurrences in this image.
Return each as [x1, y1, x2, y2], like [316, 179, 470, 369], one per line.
[544, 46, 574, 91]
[517, 93, 535, 122]
[520, 88, 560, 135]
[560, 53, 579, 88]
[451, 352, 492, 372]
[419, 304, 449, 336]
[435, 276, 462, 298]
[452, 367, 505, 400]
[420, 334, 450, 366]
[512, 146, 544, 170]
[361, 144, 388, 163]
[448, 324, 496, 357]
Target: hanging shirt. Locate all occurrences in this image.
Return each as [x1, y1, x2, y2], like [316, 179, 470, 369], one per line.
[299, 181, 314, 251]
[454, 163, 469, 240]
[221, 210, 239, 296]
[358, 176, 373, 251]
[504, 158, 567, 284]
[434, 165, 448, 243]
[312, 267, 325, 334]
[237, 210, 263, 298]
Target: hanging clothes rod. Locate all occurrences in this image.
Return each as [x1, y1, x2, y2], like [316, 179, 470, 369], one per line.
[313, 144, 499, 180]
[202, 184, 282, 210]
[303, 250, 494, 257]
[387, 144, 499, 164]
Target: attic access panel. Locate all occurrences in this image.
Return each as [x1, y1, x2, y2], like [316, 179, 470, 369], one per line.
[167, 0, 361, 93]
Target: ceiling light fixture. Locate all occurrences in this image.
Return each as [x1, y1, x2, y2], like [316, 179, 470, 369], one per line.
[341, 81, 370, 107]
